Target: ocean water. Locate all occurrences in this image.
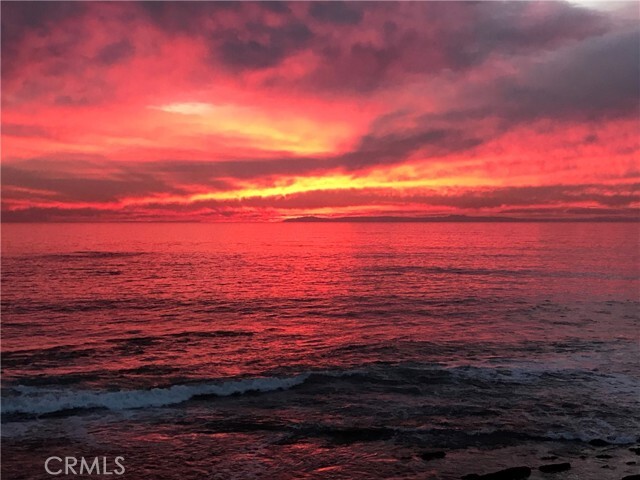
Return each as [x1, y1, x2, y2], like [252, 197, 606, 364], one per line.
[1, 222, 639, 479]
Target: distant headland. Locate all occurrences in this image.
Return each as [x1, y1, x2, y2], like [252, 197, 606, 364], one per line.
[283, 215, 639, 223]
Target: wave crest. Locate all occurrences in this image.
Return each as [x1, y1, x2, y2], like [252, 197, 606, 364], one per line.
[3, 374, 310, 416]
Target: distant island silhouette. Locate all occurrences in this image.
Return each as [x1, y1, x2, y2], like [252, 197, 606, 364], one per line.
[283, 215, 639, 223]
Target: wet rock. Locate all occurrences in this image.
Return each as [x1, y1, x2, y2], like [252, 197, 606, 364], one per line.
[625, 461, 637, 465]
[629, 447, 640, 455]
[539, 462, 571, 473]
[420, 450, 446, 461]
[621, 475, 640, 480]
[324, 426, 395, 445]
[273, 433, 303, 445]
[589, 439, 610, 447]
[540, 456, 558, 461]
[596, 454, 613, 459]
[462, 466, 531, 480]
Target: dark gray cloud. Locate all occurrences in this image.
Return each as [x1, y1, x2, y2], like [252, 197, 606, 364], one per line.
[492, 28, 640, 122]
[450, 1, 609, 67]
[94, 39, 135, 65]
[340, 128, 484, 170]
[2, 1, 615, 96]
[148, 158, 325, 183]
[2, 206, 106, 223]
[138, 2, 241, 34]
[217, 21, 313, 71]
[103, 1, 612, 88]
[0, 1, 86, 43]
[260, 2, 292, 15]
[308, 2, 364, 25]
[1, 164, 184, 203]
[301, 1, 609, 93]
[1, 1, 86, 77]
[386, 27, 640, 148]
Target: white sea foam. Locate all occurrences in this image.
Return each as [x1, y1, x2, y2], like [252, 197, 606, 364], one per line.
[2, 374, 311, 416]
[544, 430, 638, 445]
[448, 362, 640, 392]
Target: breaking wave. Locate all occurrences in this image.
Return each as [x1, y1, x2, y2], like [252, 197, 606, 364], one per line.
[2, 374, 311, 416]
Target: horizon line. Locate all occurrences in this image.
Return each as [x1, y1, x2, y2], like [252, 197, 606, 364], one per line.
[2, 217, 639, 225]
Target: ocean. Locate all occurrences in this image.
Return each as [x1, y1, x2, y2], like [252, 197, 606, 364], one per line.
[2, 222, 639, 479]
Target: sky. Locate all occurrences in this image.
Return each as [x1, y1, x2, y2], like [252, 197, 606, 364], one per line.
[1, 1, 639, 222]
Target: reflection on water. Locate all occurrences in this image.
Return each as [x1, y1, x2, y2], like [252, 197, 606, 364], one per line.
[2, 223, 639, 479]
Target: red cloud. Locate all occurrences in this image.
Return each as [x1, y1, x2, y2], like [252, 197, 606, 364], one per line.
[1, 1, 638, 222]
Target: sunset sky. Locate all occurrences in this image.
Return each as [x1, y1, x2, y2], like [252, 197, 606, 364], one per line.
[2, 1, 638, 222]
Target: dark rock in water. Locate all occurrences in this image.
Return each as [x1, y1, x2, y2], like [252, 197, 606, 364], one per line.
[324, 426, 395, 445]
[621, 475, 640, 480]
[579, 455, 588, 460]
[629, 447, 640, 455]
[540, 456, 558, 461]
[539, 463, 571, 473]
[421, 451, 446, 461]
[273, 433, 304, 446]
[589, 439, 610, 447]
[462, 466, 531, 480]
[596, 454, 613, 459]
[625, 461, 637, 465]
